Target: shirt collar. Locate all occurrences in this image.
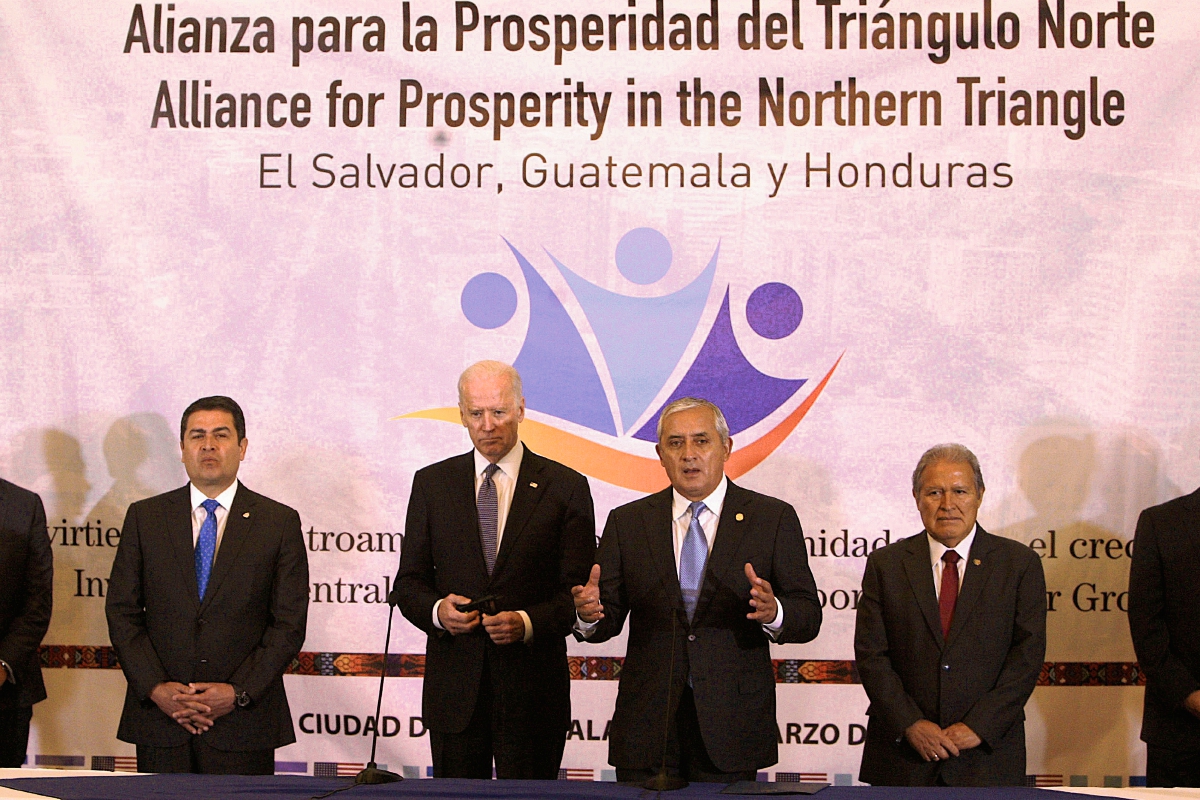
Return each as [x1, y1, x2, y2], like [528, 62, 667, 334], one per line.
[474, 440, 524, 479]
[672, 475, 729, 521]
[927, 523, 978, 568]
[190, 478, 239, 512]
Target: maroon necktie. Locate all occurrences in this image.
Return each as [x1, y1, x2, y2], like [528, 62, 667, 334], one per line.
[939, 550, 961, 638]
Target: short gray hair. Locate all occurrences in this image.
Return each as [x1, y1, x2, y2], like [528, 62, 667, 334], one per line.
[457, 361, 524, 407]
[912, 443, 985, 494]
[656, 397, 730, 445]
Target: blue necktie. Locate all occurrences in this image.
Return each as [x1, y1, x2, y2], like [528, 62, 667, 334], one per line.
[679, 501, 708, 622]
[195, 498, 220, 599]
[478, 464, 500, 575]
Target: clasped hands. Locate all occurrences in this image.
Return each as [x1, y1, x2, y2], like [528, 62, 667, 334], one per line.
[151, 682, 236, 734]
[904, 719, 982, 762]
[570, 563, 779, 624]
[437, 594, 525, 645]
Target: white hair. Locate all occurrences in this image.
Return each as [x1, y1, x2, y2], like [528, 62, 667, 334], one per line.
[656, 397, 730, 444]
[457, 361, 524, 407]
[912, 443, 985, 494]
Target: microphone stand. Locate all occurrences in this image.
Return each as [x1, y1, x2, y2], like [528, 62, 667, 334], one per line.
[644, 609, 688, 791]
[356, 599, 404, 785]
[311, 598, 403, 800]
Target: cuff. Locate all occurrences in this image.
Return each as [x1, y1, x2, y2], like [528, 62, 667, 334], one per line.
[517, 610, 533, 644]
[432, 599, 445, 631]
[761, 603, 784, 641]
[574, 614, 599, 640]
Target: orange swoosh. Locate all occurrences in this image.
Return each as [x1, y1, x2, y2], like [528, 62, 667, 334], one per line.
[396, 354, 842, 492]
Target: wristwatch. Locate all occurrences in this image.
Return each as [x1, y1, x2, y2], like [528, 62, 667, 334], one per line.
[233, 686, 251, 708]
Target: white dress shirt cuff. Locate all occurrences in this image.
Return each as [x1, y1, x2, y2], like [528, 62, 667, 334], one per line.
[516, 610, 533, 643]
[432, 598, 445, 631]
[762, 603, 785, 641]
[574, 614, 599, 639]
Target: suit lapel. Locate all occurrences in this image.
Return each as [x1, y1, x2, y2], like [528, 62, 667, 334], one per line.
[945, 528, 998, 647]
[200, 486, 258, 611]
[694, 480, 751, 622]
[455, 452, 491, 580]
[643, 489, 684, 612]
[901, 533, 944, 645]
[167, 486, 201, 610]
[493, 448, 546, 576]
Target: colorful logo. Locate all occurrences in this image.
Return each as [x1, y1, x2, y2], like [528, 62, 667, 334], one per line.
[400, 228, 841, 492]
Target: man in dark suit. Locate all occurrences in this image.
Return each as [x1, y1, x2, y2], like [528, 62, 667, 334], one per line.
[1129, 487, 1200, 786]
[394, 361, 595, 779]
[854, 443, 1046, 786]
[572, 397, 822, 783]
[0, 478, 53, 767]
[106, 396, 309, 774]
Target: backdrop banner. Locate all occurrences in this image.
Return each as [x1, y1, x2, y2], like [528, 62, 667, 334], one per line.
[2, 0, 1198, 786]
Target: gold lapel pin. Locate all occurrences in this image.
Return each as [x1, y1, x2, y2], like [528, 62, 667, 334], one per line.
[735, 513, 744, 521]
[973, 558, 980, 565]
[243, 512, 251, 518]
[530, 482, 538, 488]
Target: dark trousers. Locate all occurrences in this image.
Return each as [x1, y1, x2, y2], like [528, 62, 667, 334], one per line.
[430, 659, 565, 779]
[615, 686, 758, 784]
[1147, 744, 1200, 787]
[0, 707, 33, 768]
[136, 736, 274, 775]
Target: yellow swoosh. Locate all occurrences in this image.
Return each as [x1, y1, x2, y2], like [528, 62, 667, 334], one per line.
[396, 354, 842, 492]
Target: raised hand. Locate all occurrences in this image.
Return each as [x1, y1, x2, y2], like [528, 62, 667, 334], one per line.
[572, 564, 604, 623]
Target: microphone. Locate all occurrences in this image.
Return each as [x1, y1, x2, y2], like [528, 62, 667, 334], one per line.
[644, 607, 688, 791]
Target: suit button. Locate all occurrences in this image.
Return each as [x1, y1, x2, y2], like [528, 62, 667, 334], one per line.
[197, 619, 206, 626]
[200, 659, 208, 665]
[942, 664, 950, 671]
[688, 635, 696, 642]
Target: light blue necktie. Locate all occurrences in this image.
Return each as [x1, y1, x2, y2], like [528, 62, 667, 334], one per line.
[195, 498, 220, 599]
[478, 464, 500, 575]
[679, 501, 709, 622]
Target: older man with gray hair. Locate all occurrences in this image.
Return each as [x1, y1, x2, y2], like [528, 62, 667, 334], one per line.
[394, 361, 596, 779]
[572, 397, 822, 784]
[854, 443, 1046, 786]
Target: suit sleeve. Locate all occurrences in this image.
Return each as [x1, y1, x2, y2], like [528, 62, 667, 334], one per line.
[106, 502, 172, 701]
[394, 473, 441, 635]
[578, 509, 631, 645]
[1128, 507, 1198, 709]
[960, 547, 1046, 747]
[229, 507, 309, 702]
[0, 494, 52, 685]
[522, 473, 596, 641]
[855, 552, 927, 739]
[769, 505, 822, 645]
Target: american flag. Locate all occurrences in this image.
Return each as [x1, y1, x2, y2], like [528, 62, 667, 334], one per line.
[313, 762, 364, 778]
[558, 768, 595, 781]
[91, 756, 138, 772]
[776, 772, 828, 782]
[1027, 774, 1064, 787]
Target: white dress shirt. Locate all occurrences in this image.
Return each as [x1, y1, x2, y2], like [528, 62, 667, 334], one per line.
[189, 479, 239, 558]
[578, 476, 784, 638]
[432, 443, 533, 642]
[927, 524, 977, 600]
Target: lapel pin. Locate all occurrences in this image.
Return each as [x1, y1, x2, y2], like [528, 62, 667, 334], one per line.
[530, 482, 538, 488]
[243, 512, 251, 518]
[735, 513, 744, 521]
[973, 558, 980, 566]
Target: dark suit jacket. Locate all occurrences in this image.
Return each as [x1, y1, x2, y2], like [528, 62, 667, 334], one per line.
[106, 483, 309, 751]
[854, 527, 1046, 786]
[394, 447, 595, 738]
[584, 480, 822, 773]
[1128, 487, 1200, 751]
[0, 479, 53, 711]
